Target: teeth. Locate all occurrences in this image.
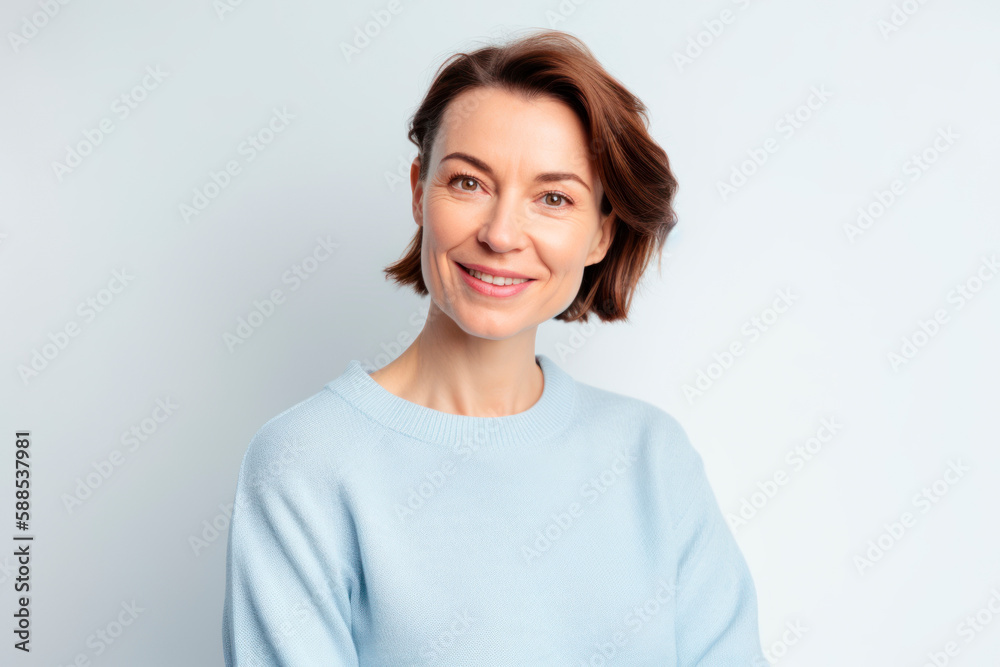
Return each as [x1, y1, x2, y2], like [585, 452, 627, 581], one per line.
[468, 267, 528, 285]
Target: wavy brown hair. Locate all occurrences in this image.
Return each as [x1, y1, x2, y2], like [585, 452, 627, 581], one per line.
[383, 29, 678, 323]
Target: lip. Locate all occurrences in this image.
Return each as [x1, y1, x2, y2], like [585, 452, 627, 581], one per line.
[456, 261, 535, 298]
[457, 262, 533, 280]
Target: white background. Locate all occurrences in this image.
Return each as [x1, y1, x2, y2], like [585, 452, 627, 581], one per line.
[1, 0, 998, 665]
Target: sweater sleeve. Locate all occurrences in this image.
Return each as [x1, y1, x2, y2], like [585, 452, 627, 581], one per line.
[222, 425, 359, 667]
[669, 427, 768, 666]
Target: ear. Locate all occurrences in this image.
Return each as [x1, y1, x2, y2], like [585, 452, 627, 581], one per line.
[585, 208, 616, 266]
[410, 157, 424, 227]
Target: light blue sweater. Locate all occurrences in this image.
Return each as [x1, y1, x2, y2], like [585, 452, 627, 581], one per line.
[223, 353, 767, 666]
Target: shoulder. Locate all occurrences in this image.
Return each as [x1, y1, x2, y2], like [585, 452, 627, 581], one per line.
[572, 375, 707, 506]
[573, 376, 701, 462]
[236, 385, 370, 491]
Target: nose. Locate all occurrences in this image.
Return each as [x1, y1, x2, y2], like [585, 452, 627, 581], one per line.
[477, 195, 528, 253]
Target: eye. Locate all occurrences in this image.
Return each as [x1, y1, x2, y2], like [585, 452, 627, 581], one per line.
[446, 171, 575, 209]
[541, 192, 573, 208]
[448, 172, 482, 193]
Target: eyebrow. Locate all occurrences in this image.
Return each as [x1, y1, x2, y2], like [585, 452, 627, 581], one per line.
[440, 151, 591, 193]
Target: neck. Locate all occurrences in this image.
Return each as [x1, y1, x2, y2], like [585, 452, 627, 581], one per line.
[368, 303, 543, 418]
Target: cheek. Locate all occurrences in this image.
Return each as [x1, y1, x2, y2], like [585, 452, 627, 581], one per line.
[423, 203, 485, 264]
[534, 229, 593, 278]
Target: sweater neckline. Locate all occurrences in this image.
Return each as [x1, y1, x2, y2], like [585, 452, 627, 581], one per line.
[325, 353, 576, 448]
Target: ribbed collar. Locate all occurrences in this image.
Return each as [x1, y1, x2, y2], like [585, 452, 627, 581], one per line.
[325, 353, 576, 448]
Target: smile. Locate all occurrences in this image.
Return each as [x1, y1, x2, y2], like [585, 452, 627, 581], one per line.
[456, 262, 535, 297]
[462, 264, 530, 285]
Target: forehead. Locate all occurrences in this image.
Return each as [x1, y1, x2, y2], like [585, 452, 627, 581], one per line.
[432, 86, 596, 179]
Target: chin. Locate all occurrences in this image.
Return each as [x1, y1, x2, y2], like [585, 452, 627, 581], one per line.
[451, 307, 526, 341]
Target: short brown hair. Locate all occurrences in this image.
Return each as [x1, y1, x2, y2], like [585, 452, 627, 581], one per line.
[383, 29, 678, 323]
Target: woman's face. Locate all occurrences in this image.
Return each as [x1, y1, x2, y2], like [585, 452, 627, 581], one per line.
[411, 86, 615, 340]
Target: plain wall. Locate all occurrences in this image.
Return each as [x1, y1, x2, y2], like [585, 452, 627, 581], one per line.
[1, 0, 998, 664]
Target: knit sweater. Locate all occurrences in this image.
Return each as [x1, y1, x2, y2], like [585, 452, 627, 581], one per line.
[222, 353, 767, 666]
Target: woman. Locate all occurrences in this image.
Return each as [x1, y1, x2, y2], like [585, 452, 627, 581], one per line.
[223, 29, 767, 666]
